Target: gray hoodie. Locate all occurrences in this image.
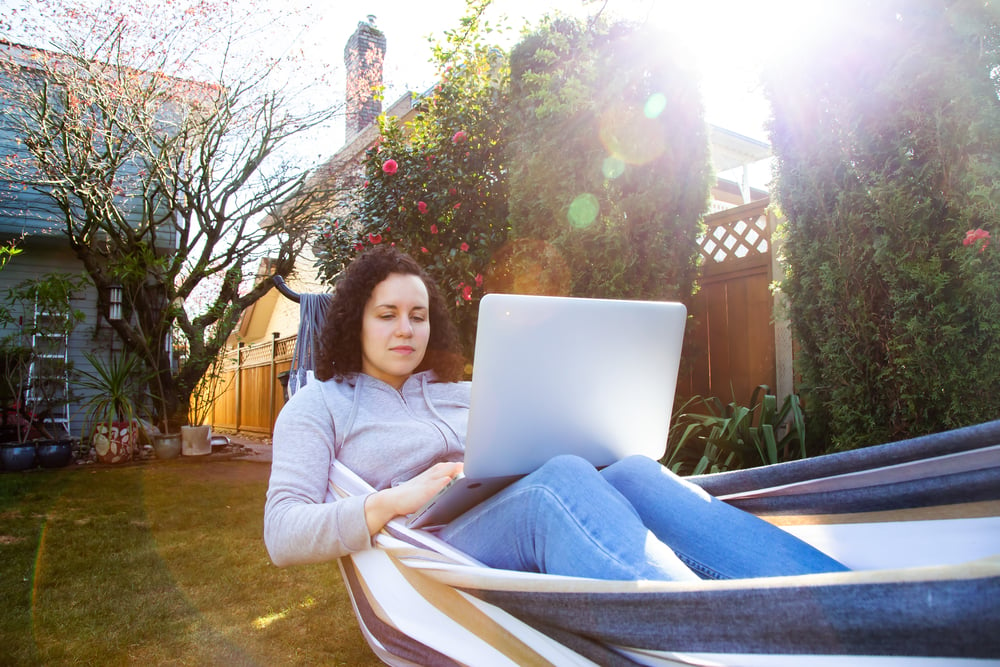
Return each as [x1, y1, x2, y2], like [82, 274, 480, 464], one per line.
[263, 371, 470, 566]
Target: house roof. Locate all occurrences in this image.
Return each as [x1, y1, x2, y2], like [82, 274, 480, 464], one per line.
[709, 125, 772, 172]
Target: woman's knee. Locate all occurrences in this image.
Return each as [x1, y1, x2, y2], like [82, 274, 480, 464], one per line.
[601, 454, 713, 505]
[534, 454, 599, 482]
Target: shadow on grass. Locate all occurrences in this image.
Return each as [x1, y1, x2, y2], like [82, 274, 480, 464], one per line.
[0, 460, 380, 666]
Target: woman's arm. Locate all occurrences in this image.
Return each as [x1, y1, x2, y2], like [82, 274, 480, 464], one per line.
[263, 382, 463, 566]
[363, 461, 463, 535]
[264, 383, 371, 566]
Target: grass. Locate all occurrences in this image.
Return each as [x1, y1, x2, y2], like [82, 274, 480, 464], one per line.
[0, 458, 381, 666]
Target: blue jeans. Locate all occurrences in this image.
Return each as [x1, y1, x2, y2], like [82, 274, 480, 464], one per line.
[438, 455, 849, 581]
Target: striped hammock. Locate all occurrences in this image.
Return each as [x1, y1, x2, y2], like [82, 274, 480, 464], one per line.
[329, 419, 1000, 666]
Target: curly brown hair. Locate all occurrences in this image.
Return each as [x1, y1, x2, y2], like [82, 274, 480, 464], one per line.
[314, 246, 465, 382]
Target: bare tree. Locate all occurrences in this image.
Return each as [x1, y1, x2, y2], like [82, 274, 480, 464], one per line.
[0, 3, 344, 428]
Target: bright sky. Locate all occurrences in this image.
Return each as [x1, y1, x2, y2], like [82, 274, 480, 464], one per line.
[2, 0, 830, 184]
[277, 0, 830, 187]
[288, 0, 826, 143]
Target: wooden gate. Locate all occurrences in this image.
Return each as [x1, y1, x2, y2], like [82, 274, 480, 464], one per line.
[679, 198, 791, 405]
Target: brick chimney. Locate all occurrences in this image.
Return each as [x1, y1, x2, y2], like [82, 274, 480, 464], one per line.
[344, 15, 386, 140]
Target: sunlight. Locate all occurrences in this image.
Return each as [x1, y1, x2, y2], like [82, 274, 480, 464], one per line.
[252, 595, 317, 630]
[613, 0, 834, 138]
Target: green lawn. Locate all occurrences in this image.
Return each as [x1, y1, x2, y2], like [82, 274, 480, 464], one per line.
[0, 458, 381, 666]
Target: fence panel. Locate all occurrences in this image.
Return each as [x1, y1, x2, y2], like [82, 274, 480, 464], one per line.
[680, 198, 780, 405]
[206, 336, 295, 437]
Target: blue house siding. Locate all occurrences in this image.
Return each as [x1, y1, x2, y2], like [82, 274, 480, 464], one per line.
[0, 42, 177, 441]
[0, 238, 119, 438]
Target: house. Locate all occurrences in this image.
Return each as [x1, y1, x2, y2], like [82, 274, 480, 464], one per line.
[0, 40, 125, 441]
[0, 39, 203, 446]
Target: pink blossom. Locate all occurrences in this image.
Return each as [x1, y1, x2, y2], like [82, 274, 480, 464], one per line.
[421, 247, 429, 253]
[382, 159, 398, 174]
[460, 242, 469, 252]
[452, 130, 467, 144]
[430, 224, 438, 234]
[964, 228, 990, 252]
[453, 203, 461, 210]
[417, 201, 428, 214]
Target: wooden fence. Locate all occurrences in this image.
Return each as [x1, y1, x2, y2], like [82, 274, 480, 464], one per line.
[680, 197, 791, 405]
[206, 335, 296, 437]
[206, 197, 789, 437]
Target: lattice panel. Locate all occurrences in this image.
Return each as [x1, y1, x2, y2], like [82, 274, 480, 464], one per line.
[699, 212, 770, 264]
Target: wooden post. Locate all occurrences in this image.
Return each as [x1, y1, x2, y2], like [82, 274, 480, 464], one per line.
[235, 343, 243, 432]
[269, 332, 279, 436]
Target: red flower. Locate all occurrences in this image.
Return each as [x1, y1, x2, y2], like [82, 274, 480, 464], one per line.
[453, 203, 461, 210]
[354, 243, 365, 251]
[460, 242, 469, 252]
[417, 201, 428, 214]
[964, 228, 990, 252]
[461, 284, 473, 301]
[451, 130, 467, 144]
[421, 247, 429, 253]
[475, 273, 483, 287]
[369, 233, 383, 244]
[430, 224, 438, 234]
[382, 159, 398, 174]
[449, 188, 457, 196]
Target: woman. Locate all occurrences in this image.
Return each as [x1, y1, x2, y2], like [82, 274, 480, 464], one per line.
[264, 246, 847, 580]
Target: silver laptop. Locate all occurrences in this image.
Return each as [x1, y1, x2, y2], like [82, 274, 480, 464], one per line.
[407, 293, 687, 529]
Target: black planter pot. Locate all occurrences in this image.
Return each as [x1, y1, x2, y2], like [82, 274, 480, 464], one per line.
[36, 439, 74, 468]
[1, 443, 37, 472]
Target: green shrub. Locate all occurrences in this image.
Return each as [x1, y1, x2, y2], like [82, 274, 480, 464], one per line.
[764, 0, 1000, 449]
[505, 16, 711, 302]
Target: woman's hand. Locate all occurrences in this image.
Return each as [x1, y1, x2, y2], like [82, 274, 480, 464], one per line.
[364, 461, 463, 535]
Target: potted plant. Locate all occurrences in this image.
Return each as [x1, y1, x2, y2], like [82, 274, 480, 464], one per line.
[180, 357, 229, 456]
[0, 272, 85, 470]
[77, 350, 157, 464]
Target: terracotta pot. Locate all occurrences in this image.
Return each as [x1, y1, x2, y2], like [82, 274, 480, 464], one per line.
[152, 433, 182, 460]
[93, 422, 135, 464]
[181, 425, 212, 456]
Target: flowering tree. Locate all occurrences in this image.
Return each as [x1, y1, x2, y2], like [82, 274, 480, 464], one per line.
[765, 0, 1000, 449]
[314, 0, 510, 353]
[0, 2, 344, 428]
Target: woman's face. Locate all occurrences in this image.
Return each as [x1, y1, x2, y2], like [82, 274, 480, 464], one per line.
[360, 272, 431, 389]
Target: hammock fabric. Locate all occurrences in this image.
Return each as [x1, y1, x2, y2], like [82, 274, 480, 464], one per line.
[329, 420, 1000, 666]
[287, 293, 332, 396]
[279, 288, 998, 664]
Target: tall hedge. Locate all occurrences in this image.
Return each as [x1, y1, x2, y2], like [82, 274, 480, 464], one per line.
[764, 0, 1000, 449]
[503, 17, 711, 301]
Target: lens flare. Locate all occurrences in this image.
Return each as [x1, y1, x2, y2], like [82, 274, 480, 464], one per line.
[602, 156, 626, 179]
[598, 102, 667, 165]
[644, 93, 668, 119]
[486, 239, 571, 296]
[566, 193, 599, 229]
